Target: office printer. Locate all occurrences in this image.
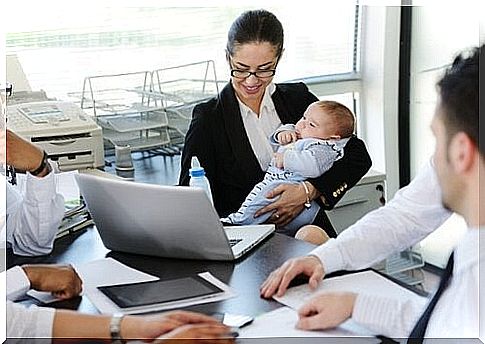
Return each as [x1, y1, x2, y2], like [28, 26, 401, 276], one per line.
[7, 100, 104, 171]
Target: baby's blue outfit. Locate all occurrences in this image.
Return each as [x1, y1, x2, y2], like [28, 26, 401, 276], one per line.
[222, 124, 349, 236]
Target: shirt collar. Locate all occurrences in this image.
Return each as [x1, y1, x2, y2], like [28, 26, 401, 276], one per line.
[237, 83, 276, 119]
[453, 227, 481, 274]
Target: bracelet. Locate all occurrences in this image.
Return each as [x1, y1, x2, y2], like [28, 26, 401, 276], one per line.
[30, 151, 51, 176]
[301, 181, 312, 209]
[110, 313, 126, 343]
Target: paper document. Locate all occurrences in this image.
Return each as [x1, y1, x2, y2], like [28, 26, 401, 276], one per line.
[28, 258, 236, 313]
[28, 257, 158, 303]
[239, 306, 376, 339]
[274, 270, 427, 311]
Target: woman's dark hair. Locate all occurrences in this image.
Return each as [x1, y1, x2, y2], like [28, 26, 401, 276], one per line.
[437, 45, 481, 157]
[226, 9, 284, 61]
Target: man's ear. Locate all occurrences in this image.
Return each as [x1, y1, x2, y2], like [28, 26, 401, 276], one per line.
[449, 132, 476, 174]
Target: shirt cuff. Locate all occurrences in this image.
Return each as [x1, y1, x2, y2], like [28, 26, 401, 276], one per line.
[352, 293, 411, 338]
[309, 238, 345, 274]
[24, 168, 57, 203]
[33, 306, 57, 338]
[6, 266, 31, 301]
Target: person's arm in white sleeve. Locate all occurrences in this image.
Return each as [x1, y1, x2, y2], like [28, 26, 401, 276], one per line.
[311, 158, 452, 274]
[6, 266, 31, 301]
[7, 301, 57, 339]
[6, 171, 65, 256]
[352, 293, 426, 338]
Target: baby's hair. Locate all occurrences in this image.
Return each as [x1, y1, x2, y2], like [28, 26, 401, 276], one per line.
[314, 100, 355, 138]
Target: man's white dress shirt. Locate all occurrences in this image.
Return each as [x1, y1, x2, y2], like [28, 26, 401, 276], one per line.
[310, 159, 481, 338]
[352, 228, 480, 338]
[1, 170, 64, 340]
[311, 158, 451, 273]
[6, 266, 56, 340]
[3, 171, 64, 256]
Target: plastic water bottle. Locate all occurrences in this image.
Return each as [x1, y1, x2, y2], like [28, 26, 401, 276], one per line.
[189, 156, 213, 204]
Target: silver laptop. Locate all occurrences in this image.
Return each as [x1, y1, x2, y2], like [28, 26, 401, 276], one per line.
[75, 173, 275, 261]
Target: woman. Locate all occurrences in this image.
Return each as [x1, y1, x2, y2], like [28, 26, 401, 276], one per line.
[180, 9, 371, 238]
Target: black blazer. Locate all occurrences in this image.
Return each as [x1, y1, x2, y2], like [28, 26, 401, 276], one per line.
[179, 82, 372, 226]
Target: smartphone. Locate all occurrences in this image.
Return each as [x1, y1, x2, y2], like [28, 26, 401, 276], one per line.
[213, 313, 254, 328]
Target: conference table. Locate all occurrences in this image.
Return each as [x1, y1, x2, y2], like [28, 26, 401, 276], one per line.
[7, 225, 317, 317]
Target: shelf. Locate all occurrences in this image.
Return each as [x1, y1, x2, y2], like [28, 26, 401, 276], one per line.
[102, 128, 170, 151]
[97, 111, 168, 133]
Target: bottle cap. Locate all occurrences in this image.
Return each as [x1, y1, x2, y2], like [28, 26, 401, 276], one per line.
[189, 156, 205, 177]
[189, 168, 205, 177]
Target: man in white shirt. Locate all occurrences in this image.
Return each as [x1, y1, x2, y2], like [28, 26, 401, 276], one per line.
[1, 128, 234, 342]
[2, 129, 64, 256]
[261, 45, 482, 340]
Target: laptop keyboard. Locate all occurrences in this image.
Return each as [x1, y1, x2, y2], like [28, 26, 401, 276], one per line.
[229, 239, 243, 247]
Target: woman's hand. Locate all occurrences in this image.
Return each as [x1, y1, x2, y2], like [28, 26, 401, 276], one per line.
[121, 311, 234, 343]
[254, 183, 307, 227]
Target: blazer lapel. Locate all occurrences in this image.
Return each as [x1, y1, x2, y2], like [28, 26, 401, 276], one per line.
[219, 83, 264, 184]
[272, 85, 294, 123]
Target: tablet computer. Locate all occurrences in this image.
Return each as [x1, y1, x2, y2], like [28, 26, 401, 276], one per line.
[98, 275, 224, 308]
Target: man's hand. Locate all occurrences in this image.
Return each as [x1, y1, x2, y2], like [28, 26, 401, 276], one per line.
[296, 292, 357, 330]
[121, 311, 234, 343]
[6, 129, 44, 173]
[277, 130, 298, 145]
[260, 256, 325, 298]
[22, 264, 82, 299]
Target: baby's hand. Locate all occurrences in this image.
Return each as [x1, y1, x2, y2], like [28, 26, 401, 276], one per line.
[277, 130, 298, 145]
[274, 152, 285, 169]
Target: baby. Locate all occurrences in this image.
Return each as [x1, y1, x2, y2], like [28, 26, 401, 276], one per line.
[222, 100, 355, 236]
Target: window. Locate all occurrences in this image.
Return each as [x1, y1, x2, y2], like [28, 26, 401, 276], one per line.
[6, 2, 360, 100]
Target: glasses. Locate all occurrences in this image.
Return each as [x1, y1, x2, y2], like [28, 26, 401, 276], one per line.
[230, 69, 276, 79]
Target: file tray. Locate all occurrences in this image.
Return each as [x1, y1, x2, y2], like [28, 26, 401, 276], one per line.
[97, 110, 168, 133]
[102, 128, 170, 152]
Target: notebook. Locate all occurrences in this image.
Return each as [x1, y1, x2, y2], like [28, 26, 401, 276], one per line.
[75, 173, 275, 260]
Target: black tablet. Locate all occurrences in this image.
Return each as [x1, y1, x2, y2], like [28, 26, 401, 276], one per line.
[98, 275, 224, 308]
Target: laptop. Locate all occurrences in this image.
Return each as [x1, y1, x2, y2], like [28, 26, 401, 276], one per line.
[75, 173, 275, 261]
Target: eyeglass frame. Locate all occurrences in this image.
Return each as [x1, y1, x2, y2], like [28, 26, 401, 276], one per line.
[230, 69, 276, 79]
[228, 56, 278, 79]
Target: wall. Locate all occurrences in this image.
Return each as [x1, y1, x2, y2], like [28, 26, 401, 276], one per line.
[409, 4, 481, 267]
[360, 6, 401, 198]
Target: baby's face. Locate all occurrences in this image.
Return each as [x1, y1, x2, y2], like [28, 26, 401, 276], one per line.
[295, 104, 339, 140]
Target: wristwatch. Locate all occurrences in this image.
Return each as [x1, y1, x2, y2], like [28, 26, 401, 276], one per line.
[110, 313, 126, 343]
[30, 150, 51, 177]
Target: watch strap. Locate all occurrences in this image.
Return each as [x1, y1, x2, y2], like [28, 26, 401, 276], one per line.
[30, 151, 50, 176]
[110, 313, 125, 343]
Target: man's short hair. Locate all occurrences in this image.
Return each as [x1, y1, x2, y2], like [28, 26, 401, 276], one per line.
[437, 45, 481, 157]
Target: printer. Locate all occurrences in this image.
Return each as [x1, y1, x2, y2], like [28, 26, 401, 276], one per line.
[7, 100, 105, 171]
